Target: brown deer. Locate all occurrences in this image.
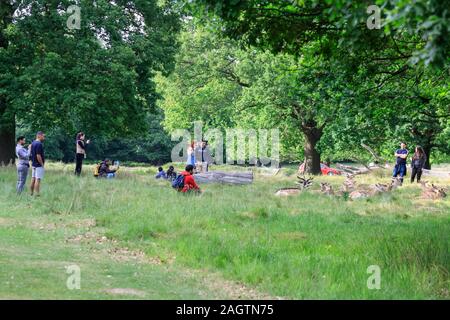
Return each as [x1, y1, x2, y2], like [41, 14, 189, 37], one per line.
[368, 183, 390, 196]
[295, 176, 314, 190]
[349, 189, 370, 200]
[420, 181, 447, 200]
[320, 182, 335, 195]
[274, 188, 302, 196]
[340, 174, 356, 193]
[274, 176, 314, 196]
[389, 177, 402, 191]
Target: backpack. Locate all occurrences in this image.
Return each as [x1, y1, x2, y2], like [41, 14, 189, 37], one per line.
[172, 174, 185, 189]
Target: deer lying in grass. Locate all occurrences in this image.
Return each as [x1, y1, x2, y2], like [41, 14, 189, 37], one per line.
[296, 176, 314, 189]
[420, 181, 447, 200]
[348, 179, 401, 200]
[274, 176, 314, 196]
[389, 177, 402, 190]
[320, 182, 335, 196]
[340, 174, 356, 193]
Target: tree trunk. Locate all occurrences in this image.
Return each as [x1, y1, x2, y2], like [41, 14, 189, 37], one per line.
[0, 1, 15, 165]
[422, 144, 432, 170]
[0, 107, 15, 166]
[301, 122, 323, 175]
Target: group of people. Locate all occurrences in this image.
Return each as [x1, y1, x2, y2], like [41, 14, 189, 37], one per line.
[392, 142, 427, 185]
[14, 131, 202, 196]
[155, 164, 201, 193]
[155, 165, 177, 181]
[15, 132, 46, 196]
[153, 140, 212, 194]
[14, 131, 120, 195]
[186, 140, 213, 173]
[95, 159, 120, 178]
[15, 132, 426, 196]
[75, 131, 120, 178]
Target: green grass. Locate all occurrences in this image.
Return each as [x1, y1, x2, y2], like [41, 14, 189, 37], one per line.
[0, 163, 449, 299]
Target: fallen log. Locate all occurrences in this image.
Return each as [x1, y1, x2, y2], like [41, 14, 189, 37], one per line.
[194, 171, 253, 185]
[335, 163, 371, 175]
[422, 169, 450, 178]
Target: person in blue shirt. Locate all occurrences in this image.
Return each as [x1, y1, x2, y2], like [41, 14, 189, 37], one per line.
[155, 167, 167, 179]
[186, 141, 196, 167]
[30, 131, 46, 196]
[392, 142, 408, 185]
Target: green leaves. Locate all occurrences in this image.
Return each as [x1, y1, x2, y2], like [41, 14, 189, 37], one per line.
[2, 0, 180, 139]
[188, 0, 449, 67]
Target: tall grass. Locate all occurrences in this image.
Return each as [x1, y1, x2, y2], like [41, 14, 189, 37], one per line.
[0, 163, 449, 299]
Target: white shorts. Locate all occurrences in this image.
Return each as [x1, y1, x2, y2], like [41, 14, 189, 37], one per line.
[32, 167, 45, 180]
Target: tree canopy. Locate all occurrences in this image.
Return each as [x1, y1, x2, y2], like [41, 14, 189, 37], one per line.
[1, 1, 449, 171]
[0, 0, 179, 164]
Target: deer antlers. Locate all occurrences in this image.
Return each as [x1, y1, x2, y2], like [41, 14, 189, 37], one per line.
[296, 176, 314, 190]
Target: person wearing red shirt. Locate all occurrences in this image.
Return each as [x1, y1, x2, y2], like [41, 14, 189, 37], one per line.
[180, 164, 201, 193]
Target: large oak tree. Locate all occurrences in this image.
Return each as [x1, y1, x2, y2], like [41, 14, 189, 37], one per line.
[0, 0, 179, 164]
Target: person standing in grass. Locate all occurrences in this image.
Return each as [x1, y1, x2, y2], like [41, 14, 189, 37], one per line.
[199, 140, 213, 172]
[15, 136, 30, 194]
[187, 141, 196, 167]
[30, 131, 46, 196]
[75, 132, 90, 176]
[411, 146, 426, 183]
[180, 164, 200, 193]
[392, 142, 408, 185]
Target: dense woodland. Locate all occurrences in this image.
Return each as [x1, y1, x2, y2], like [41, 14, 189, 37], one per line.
[1, 0, 449, 172]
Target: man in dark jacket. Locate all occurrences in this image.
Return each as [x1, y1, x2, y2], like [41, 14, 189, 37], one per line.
[411, 146, 426, 183]
[195, 140, 213, 173]
[98, 159, 118, 178]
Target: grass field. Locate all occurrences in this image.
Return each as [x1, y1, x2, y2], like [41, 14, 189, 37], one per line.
[0, 162, 449, 299]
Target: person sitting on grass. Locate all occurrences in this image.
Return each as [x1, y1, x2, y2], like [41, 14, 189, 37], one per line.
[155, 167, 167, 179]
[174, 164, 200, 193]
[166, 165, 177, 181]
[98, 159, 118, 179]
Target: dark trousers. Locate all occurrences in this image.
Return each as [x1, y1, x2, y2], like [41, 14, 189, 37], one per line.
[75, 153, 84, 175]
[411, 166, 423, 183]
